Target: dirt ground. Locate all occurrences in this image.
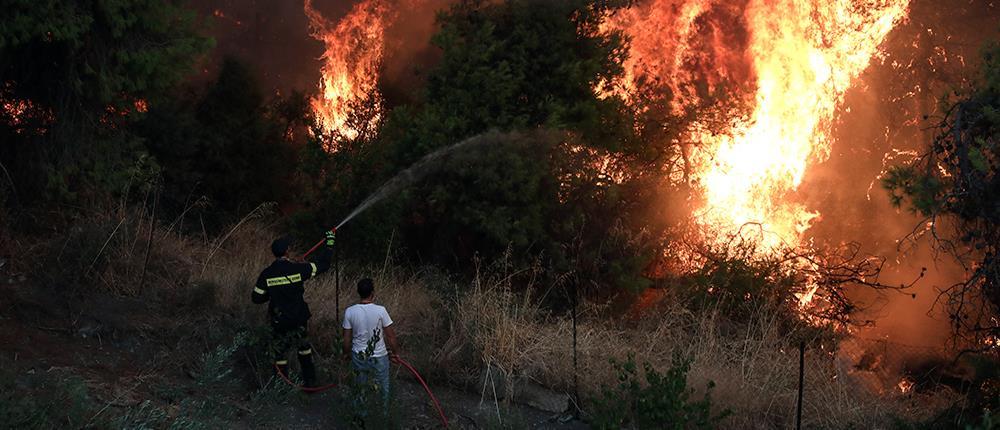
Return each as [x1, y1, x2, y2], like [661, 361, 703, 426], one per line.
[258, 377, 588, 429]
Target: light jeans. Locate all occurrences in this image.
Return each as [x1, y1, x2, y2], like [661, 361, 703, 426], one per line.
[351, 351, 391, 405]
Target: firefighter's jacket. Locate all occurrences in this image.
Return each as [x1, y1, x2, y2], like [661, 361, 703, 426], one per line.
[252, 248, 332, 327]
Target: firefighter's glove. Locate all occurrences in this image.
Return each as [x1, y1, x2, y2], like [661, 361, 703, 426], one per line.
[324, 230, 336, 248]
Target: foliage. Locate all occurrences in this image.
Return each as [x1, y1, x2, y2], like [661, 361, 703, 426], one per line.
[332, 331, 401, 429]
[0, 0, 211, 201]
[139, 58, 302, 229]
[685, 247, 800, 321]
[113, 330, 299, 429]
[304, 0, 679, 293]
[882, 39, 1000, 346]
[589, 353, 728, 430]
[680, 238, 871, 342]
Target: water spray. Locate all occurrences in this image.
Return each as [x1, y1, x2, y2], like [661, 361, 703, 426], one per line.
[302, 131, 539, 259]
[294, 134, 530, 429]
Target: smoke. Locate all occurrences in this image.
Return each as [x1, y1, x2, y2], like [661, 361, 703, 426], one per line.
[187, 0, 325, 95]
[190, 0, 452, 101]
[381, 0, 454, 105]
[801, 0, 1000, 347]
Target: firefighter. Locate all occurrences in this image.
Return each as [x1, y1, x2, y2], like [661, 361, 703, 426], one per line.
[252, 230, 335, 387]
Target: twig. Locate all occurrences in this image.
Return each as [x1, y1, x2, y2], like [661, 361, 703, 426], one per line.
[137, 177, 160, 295]
[491, 363, 502, 425]
[200, 202, 273, 276]
[85, 379, 146, 426]
[380, 229, 395, 279]
[0, 160, 18, 203]
[85, 217, 126, 278]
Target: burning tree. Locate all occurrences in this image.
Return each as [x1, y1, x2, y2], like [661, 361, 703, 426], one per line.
[304, 0, 388, 145]
[605, 0, 910, 253]
[884, 40, 1000, 351]
[300, 0, 687, 293]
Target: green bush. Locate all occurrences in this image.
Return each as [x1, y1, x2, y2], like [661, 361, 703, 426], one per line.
[589, 353, 728, 430]
[0, 0, 210, 202]
[139, 59, 301, 231]
[113, 329, 299, 429]
[299, 0, 677, 297]
[882, 37, 1000, 347]
[331, 332, 401, 429]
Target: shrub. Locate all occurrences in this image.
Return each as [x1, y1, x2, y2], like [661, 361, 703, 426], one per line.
[31, 207, 199, 297]
[589, 353, 728, 430]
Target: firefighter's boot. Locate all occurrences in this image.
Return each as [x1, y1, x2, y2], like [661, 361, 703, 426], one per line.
[298, 346, 317, 387]
[274, 360, 290, 380]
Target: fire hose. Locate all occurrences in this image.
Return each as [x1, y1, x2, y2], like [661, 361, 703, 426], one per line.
[301, 228, 334, 260]
[394, 355, 449, 428]
[272, 358, 448, 428]
[274, 363, 339, 393]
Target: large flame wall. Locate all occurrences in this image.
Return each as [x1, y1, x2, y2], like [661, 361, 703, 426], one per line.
[199, 0, 998, 340]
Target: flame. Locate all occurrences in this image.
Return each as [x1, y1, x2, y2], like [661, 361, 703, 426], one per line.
[897, 377, 914, 394]
[1, 96, 50, 135]
[600, 1, 749, 114]
[698, 0, 909, 250]
[607, 1, 910, 307]
[304, 0, 389, 144]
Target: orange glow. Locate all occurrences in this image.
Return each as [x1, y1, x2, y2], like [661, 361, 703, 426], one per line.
[698, 0, 908, 250]
[599, 1, 748, 114]
[601, 0, 912, 313]
[304, 0, 389, 144]
[607, 1, 910, 307]
[611, 0, 909, 249]
[2, 99, 30, 127]
[897, 377, 914, 394]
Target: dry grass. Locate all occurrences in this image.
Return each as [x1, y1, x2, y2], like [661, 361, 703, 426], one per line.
[373, 258, 952, 429]
[199, 225, 955, 428]
[34, 213, 955, 429]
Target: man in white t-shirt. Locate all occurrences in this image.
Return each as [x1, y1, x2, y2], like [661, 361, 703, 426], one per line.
[342, 278, 400, 404]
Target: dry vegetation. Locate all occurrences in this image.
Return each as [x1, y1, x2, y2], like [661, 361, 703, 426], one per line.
[6, 208, 959, 429]
[189, 218, 958, 428]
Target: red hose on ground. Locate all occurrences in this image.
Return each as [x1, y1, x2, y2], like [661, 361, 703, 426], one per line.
[394, 356, 449, 428]
[274, 364, 339, 393]
[274, 360, 449, 427]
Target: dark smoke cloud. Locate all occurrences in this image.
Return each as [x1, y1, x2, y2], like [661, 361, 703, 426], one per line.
[187, 0, 454, 101]
[188, 0, 326, 95]
[382, 0, 454, 105]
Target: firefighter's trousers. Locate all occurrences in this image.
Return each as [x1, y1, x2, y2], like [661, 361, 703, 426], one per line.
[271, 322, 316, 386]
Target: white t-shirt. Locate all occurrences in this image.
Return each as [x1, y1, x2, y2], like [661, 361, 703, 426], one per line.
[342, 303, 394, 357]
